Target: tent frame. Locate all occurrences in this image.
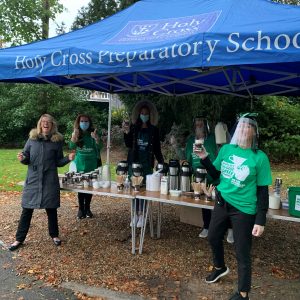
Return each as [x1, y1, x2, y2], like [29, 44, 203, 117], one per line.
[36, 65, 300, 99]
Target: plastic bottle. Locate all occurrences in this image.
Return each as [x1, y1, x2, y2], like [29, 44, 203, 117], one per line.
[160, 176, 168, 195]
[124, 175, 131, 192]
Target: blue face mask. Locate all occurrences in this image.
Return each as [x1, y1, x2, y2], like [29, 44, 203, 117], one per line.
[80, 121, 90, 131]
[140, 114, 149, 123]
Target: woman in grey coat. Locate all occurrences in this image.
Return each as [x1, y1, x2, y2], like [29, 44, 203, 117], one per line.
[8, 114, 75, 251]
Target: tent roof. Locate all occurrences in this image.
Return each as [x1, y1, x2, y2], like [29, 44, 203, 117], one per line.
[1, 0, 300, 97]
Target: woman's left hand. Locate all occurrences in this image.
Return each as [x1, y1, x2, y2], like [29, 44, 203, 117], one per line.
[91, 129, 99, 143]
[68, 152, 75, 161]
[193, 144, 208, 160]
[252, 224, 264, 237]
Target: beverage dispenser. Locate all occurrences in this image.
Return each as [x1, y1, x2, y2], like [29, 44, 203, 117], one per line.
[168, 159, 180, 190]
[180, 161, 192, 192]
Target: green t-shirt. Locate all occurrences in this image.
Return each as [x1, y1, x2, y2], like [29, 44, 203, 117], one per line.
[69, 133, 102, 173]
[213, 144, 272, 215]
[185, 134, 218, 184]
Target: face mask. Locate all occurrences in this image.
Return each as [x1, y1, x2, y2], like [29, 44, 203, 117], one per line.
[80, 121, 90, 131]
[140, 114, 149, 123]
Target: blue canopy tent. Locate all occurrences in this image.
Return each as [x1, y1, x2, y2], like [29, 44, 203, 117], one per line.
[0, 0, 300, 98]
[1, 0, 300, 165]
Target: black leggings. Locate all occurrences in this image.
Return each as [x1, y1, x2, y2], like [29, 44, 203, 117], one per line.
[16, 207, 59, 242]
[78, 193, 93, 211]
[208, 201, 255, 292]
[202, 208, 232, 230]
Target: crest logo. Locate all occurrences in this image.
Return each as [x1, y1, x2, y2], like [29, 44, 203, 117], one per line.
[130, 24, 158, 36]
[106, 11, 221, 44]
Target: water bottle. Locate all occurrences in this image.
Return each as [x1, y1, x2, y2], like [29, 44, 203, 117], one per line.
[274, 178, 282, 196]
[124, 176, 131, 191]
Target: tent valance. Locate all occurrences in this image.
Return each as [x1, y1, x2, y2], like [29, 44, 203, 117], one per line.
[1, 0, 300, 97]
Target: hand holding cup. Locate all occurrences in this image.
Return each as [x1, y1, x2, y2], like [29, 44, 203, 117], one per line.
[71, 128, 79, 142]
[193, 140, 208, 159]
[122, 120, 130, 134]
[17, 152, 25, 162]
[91, 128, 99, 143]
[68, 151, 75, 161]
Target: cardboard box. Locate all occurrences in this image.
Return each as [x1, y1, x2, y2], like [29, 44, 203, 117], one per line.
[179, 206, 203, 227]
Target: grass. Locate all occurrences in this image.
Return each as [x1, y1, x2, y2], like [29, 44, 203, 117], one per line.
[0, 149, 299, 192]
[0, 149, 116, 192]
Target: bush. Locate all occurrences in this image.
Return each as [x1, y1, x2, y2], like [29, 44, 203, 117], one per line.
[111, 107, 129, 126]
[258, 96, 300, 162]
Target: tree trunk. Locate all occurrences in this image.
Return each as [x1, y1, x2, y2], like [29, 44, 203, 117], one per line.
[42, 0, 50, 39]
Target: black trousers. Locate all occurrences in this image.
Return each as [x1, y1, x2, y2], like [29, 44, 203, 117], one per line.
[78, 193, 93, 211]
[135, 198, 145, 213]
[16, 207, 59, 242]
[202, 208, 212, 229]
[208, 201, 255, 292]
[202, 208, 232, 230]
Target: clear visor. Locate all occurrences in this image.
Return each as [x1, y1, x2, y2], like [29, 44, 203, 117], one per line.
[194, 118, 209, 138]
[230, 117, 258, 149]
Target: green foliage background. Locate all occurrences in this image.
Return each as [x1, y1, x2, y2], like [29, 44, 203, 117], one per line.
[0, 84, 108, 147]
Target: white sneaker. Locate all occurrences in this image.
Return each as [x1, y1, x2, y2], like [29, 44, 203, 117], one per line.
[136, 215, 144, 228]
[199, 228, 209, 238]
[226, 229, 234, 244]
[130, 217, 137, 227]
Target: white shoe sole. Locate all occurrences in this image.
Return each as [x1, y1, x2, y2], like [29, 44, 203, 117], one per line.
[199, 229, 208, 238]
[205, 267, 230, 283]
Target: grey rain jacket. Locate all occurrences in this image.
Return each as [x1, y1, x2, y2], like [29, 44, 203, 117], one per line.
[21, 129, 70, 209]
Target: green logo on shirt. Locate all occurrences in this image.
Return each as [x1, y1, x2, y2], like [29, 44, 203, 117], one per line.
[221, 155, 249, 188]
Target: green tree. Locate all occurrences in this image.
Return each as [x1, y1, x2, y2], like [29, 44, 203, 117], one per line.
[256, 96, 300, 161]
[0, 0, 63, 45]
[72, 0, 119, 29]
[0, 83, 108, 147]
[71, 0, 138, 29]
[273, 0, 300, 4]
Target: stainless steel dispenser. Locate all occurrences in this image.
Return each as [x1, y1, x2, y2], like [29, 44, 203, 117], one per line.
[132, 162, 143, 177]
[194, 167, 207, 184]
[180, 161, 192, 192]
[116, 160, 128, 175]
[156, 162, 169, 176]
[168, 159, 180, 190]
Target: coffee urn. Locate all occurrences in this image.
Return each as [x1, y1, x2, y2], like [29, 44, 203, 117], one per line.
[180, 161, 192, 192]
[156, 162, 169, 176]
[116, 160, 128, 175]
[132, 162, 143, 177]
[194, 167, 207, 184]
[168, 159, 180, 190]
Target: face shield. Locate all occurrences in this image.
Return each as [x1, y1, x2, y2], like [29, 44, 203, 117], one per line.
[193, 117, 209, 139]
[230, 117, 258, 149]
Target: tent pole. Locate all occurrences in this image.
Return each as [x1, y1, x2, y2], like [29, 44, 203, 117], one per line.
[106, 94, 112, 164]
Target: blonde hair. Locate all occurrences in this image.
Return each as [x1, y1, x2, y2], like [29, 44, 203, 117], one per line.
[36, 114, 58, 136]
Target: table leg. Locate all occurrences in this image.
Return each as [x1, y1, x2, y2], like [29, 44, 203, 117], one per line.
[157, 202, 162, 239]
[131, 197, 137, 255]
[149, 201, 154, 238]
[139, 200, 150, 254]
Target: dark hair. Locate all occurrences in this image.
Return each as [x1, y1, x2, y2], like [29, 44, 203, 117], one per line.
[74, 114, 94, 148]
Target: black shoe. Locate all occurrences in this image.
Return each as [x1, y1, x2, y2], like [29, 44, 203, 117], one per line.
[229, 291, 249, 300]
[86, 209, 93, 218]
[205, 266, 229, 283]
[77, 210, 86, 219]
[53, 238, 61, 246]
[8, 242, 23, 251]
